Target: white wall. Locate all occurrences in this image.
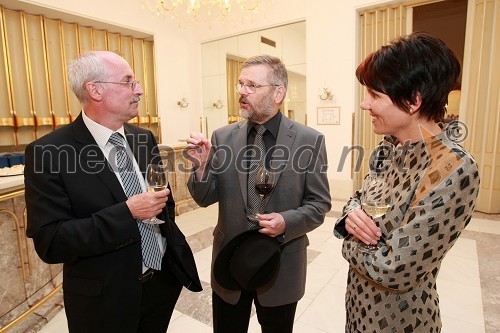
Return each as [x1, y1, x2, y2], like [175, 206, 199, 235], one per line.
[5, 0, 398, 201]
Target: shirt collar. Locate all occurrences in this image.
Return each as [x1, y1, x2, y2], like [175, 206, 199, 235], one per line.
[81, 110, 126, 147]
[247, 111, 282, 139]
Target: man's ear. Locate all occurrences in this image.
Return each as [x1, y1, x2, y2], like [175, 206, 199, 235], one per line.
[274, 86, 286, 104]
[86, 82, 103, 102]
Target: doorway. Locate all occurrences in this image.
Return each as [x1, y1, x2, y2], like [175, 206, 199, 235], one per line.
[413, 0, 468, 121]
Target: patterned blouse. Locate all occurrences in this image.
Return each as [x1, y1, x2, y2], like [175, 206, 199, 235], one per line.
[334, 124, 480, 332]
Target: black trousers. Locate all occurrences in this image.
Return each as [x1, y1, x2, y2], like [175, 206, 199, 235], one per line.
[137, 268, 182, 333]
[212, 290, 297, 333]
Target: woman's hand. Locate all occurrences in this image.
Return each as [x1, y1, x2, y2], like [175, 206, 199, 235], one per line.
[345, 208, 382, 245]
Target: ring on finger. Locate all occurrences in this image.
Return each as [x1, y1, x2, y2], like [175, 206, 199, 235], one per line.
[353, 225, 358, 231]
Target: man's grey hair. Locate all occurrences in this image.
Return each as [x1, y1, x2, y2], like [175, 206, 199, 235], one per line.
[67, 51, 110, 105]
[241, 54, 288, 91]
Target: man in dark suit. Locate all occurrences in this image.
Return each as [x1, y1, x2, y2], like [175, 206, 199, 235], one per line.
[186, 54, 331, 333]
[25, 51, 201, 333]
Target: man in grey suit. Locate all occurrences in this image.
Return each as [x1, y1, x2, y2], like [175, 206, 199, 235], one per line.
[186, 54, 331, 333]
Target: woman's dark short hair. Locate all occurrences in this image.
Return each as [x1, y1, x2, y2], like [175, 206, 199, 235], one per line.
[355, 32, 461, 122]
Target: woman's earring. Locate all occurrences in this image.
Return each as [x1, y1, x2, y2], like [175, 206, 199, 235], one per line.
[409, 108, 413, 115]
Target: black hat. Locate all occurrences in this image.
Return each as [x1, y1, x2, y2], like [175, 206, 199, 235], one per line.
[213, 229, 281, 291]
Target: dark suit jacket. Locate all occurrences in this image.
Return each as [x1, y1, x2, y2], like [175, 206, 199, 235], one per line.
[25, 114, 201, 333]
[188, 115, 331, 306]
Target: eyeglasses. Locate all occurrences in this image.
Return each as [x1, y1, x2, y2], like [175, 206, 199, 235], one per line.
[94, 80, 140, 90]
[235, 83, 280, 94]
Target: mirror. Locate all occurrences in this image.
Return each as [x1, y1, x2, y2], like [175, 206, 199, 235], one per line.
[201, 21, 306, 138]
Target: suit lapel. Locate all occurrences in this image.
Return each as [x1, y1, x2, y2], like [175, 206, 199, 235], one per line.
[72, 114, 128, 203]
[124, 125, 150, 177]
[272, 115, 296, 186]
[233, 121, 250, 207]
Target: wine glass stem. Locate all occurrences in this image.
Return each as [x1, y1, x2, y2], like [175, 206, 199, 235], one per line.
[258, 195, 265, 213]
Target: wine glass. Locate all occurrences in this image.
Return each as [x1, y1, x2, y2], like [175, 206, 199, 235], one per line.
[143, 163, 168, 224]
[358, 172, 391, 253]
[247, 166, 276, 226]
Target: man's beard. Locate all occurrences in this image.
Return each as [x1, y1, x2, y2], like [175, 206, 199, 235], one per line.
[239, 95, 275, 122]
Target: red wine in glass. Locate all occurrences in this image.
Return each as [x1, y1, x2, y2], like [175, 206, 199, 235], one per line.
[255, 166, 275, 198]
[247, 166, 275, 225]
[255, 183, 274, 195]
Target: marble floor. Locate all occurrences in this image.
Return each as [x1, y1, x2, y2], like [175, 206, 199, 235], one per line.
[38, 201, 500, 333]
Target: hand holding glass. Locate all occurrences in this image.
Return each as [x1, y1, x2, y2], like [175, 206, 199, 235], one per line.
[359, 172, 391, 253]
[247, 166, 275, 225]
[143, 163, 168, 224]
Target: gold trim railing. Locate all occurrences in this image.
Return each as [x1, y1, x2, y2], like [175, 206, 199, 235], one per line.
[127, 116, 161, 128]
[36, 116, 53, 126]
[138, 116, 149, 125]
[228, 115, 244, 123]
[0, 284, 63, 333]
[0, 188, 25, 201]
[0, 208, 28, 281]
[15, 116, 35, 127]
[128, 116, 138, 124]
[0, 117, 14, 126]
[0, 189, 29, 280]
[0, 189, 63, 333]
[54, 116, 70, 127]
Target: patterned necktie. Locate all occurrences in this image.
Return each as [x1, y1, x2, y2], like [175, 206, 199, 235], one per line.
[108, 132, 163, 271]
[247, 125, 267, 228]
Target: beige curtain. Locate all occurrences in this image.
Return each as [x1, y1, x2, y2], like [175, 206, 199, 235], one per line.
[62, 22, 81, 122]
[3, 8, 35, 146]
[226, 57, 243, 123]
[144, 40, 159, 141]
[0, 5, 158, 148]
[461, 0, 500, 213]
[0, 8, 16, 146]
[354, 5, 408, 189]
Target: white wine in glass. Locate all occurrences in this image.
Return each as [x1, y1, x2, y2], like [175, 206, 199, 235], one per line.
[147, 185, 166, 193]
[361, 202, 391, 218]
[144, 163, 168, 224]
[359, 172, 391, 253]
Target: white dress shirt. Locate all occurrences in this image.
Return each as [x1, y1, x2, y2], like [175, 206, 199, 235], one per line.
[82, 110, 166, 272]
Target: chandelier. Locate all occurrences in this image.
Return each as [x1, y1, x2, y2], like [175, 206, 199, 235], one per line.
[141, 0, 273, 27]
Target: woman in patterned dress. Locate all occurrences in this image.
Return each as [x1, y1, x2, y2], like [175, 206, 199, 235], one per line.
[334, 32, 480, 332]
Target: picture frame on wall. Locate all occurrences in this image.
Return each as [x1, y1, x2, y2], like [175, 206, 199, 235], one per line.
[317, 106, 340, 125]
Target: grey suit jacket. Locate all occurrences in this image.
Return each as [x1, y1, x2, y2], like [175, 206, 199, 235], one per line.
[188, 115, 331, 306]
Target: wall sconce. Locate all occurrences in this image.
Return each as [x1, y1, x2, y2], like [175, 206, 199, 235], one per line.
[177, 98, 189, 108]
[212, 99, 224, 109]
[319, 88, 334, 101]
